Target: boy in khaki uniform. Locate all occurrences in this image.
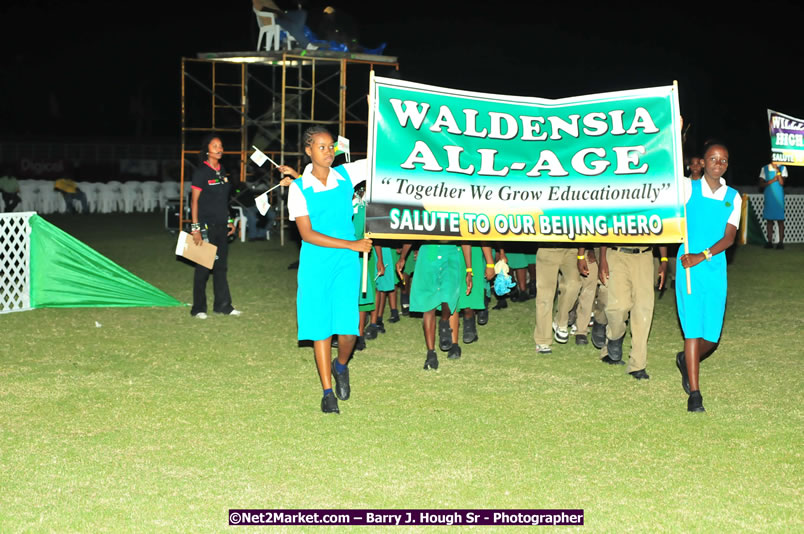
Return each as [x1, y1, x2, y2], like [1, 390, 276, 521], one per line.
[597, 245, 668, 379]
[533, 245, 583, 354]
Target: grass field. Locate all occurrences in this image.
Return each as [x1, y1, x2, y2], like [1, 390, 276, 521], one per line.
[1, 213, 802, 533]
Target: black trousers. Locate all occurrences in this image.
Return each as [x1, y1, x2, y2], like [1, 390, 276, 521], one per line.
[2, 192, 20, 212]
[191, 222, 233, 315]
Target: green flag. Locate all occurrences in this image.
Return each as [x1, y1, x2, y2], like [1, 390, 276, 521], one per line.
[29, 215, 183, 308]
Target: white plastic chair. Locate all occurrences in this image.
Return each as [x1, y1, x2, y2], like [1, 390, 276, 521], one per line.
[160, 181, 180, 207]
[96, 181, 123, 213]
[139, 181, 161, 212]
[40, 187, 65, 214]
[121, 181, 144, 213]
[18, 180, 41, 212]
[254, 8, 296, 51]
[77, 181, 100, 213]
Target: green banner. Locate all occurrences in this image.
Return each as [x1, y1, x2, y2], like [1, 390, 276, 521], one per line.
[768, 108, 804, 166]
[365, 77, 684, 243]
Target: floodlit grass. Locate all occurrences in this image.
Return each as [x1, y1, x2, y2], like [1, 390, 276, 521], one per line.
[1, 213, 802, 533]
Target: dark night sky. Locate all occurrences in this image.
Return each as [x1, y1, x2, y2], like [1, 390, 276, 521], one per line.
[3, 0, 803, 183]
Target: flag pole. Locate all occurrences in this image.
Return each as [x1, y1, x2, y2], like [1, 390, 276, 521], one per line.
[673, 81, 692, 295]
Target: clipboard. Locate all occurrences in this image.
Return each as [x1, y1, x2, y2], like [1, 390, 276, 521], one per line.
[175, 231, 217, 269]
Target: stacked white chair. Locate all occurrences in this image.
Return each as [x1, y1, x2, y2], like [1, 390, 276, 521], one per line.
[160, 181, 180, 207]
[18, 180, 41, 212]
[39, 182, 65, 214]
[140, 181, 161, 212]
[121, 181, 144, 213]
[96, 181, 121, 213]
[77, 181, 100, 213]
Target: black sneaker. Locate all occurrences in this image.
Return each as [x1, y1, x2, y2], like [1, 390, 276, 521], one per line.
[321, 391, 339, 414]
[676, 351, 690, 395]
[477, 308, 489, 326]
[447, 344, 462, 359]
[424, 350, 439, 370]
[355, 336, 366, 351]
[401, 305, 410, 317]
[606, 336, 624, 362]
[575, 334, 588, 345]
[688, 390, 705, 412]
[388, 309, 400, 323]
[777, 243, 784, 250]
[331, 336, 338, 348]
[365, 324, 379, 340]
[463, 316, 478, 344]
[438, 319, 452, 351]
[376, 320, 386, 334]
[764, 242, 774, 249]
[601, 355, 625, 365]
[629, 369, 650, 380]
[331, 359, 350, 401]
[591, 321, 606, 349]
[492, 297, 508, 310]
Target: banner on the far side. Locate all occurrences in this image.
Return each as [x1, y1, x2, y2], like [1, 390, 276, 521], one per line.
[768, 109, 804, 166]
[365, 76, 685, 243]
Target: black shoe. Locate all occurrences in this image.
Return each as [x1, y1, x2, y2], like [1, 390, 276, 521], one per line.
[321, 391, 339, 414]
[606, 335, 624, 361]
[438, 319, 452, 352]
[401, 305, 410, 316]
[462, 316, 478, 344]
[331, 359, 350, 401]
[764, 242, 774, 249]
[355, 336, 366, 351]
[477, 308, 489, 326]
[688, 390, 705, 412]
[777, 243, 784, 250]
[528, 280, 537, 298]
[601, 355, 625, 365]
[492, 297, 508, 310]
[575, 334, 588, 345]
[591, 321, 606, 349]
[376, 320, 386, 334]
[629, 369, 650, 380]
[287, 260, 299, 269]
[388, 309, 400, 323]
[447, 343, 462, 359]
[331, 336, 338, 348]
[424, 349, 439, 370]
[364, 324, 379, 340]
[676, 351, 690, 395]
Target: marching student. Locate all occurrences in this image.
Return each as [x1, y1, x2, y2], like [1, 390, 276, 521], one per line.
[396, 242, 473, 370]
[459, 245, 496, 343]
[675, 142, 741, 412]
[286, 126, 372, 414]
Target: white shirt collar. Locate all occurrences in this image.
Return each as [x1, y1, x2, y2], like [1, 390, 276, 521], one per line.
[299, 164, 344, 192]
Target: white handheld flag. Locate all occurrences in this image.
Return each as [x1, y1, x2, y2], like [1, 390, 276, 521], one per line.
[255, 191, 271, 216]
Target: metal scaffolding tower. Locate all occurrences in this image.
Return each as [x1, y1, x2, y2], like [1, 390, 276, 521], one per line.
[179, 49, 399, 242]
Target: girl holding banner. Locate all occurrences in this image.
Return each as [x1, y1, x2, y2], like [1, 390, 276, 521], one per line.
[675, 143, 741, 413]
[286, 126, 373, 414]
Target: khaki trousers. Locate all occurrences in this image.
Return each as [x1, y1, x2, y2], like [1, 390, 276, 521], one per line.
[602, 248, 655, 372]
[533, 248, 582, 346]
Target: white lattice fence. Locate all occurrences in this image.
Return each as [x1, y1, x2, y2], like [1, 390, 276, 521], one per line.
[0, 212, 33, 313]
[746, 194, 804, 243]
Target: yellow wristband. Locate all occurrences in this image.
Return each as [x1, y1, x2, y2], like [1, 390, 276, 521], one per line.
[660, 257, 668, 262]
[703, 249, 712, 261]
[577, 255, 585, 260]
[466, 267, 473, 273]
[486, 263, 495, 268]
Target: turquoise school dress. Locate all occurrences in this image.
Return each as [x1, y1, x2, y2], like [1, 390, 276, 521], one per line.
[409, 244, 465, 314]
[676, 179, 738, 342]
[760, 164, 786, 220]
[290, 162, 365, 341]
[375, 247, 399, 292]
